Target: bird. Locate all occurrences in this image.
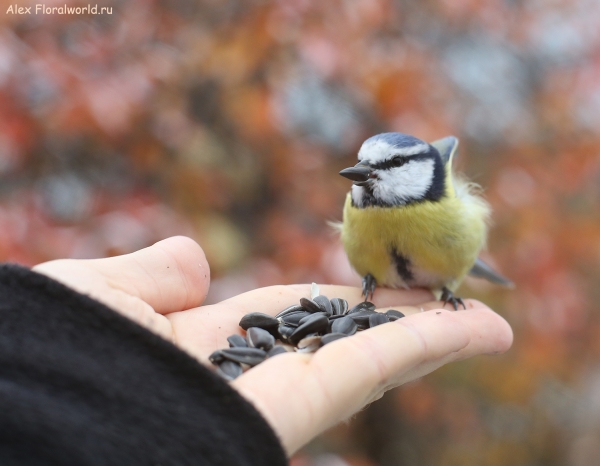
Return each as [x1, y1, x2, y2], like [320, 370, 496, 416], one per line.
[337, 132, 513, 309]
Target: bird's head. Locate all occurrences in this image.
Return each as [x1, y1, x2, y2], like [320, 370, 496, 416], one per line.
[340, 132, 447, 207]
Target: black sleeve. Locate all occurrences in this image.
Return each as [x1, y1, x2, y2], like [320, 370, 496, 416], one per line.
[0, 264, 287, 466]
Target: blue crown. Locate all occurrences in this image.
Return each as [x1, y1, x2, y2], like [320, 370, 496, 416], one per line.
[364, 132, 427, 149]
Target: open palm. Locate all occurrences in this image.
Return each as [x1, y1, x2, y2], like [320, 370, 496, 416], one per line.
[33, 236, 513, 455]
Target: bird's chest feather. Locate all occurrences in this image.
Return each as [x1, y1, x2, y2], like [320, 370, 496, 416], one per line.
[341, 193, 486, 289]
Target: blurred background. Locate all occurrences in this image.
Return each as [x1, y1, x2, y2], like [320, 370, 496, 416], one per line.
[1, 0, 599, 464]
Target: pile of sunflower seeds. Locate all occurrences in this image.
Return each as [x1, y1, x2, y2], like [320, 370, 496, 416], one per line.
[210, 283, 405, 381]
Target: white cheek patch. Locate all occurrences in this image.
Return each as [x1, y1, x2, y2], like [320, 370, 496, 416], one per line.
[374, 159, 434, 204]
[351, 184, 365, 207]
[358, 139, 429, 164]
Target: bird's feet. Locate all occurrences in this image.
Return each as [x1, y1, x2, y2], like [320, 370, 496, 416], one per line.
[362, 274, 377, 302]
[441, 287, 466, 310]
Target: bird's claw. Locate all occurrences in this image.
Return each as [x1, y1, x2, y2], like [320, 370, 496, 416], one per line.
[362, 274, 377, 302]
[441, 287, 466, 311]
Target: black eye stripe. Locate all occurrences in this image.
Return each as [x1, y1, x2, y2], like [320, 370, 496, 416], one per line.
[369, 150, 434, 170]
[393, 155, 407, 166]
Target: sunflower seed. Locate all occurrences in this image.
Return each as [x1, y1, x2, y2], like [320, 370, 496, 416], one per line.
[246, 327, 275, 351]
[299, 311, 327, 325]
[313, 295, 333, 315]
[277, 324, 295, 343]
[275, 304, 304, 318]
[209, 350, 225, 364]
[369, 313, 390, 328]
[227, 334, 248, 348]
[267, 345, 289, 357]
[279, 310, 311, 326]
[300, 297, 322, 313]
[349, 309, 377, 329]
[311, 282, 320, 299]
[331, 315, 358, 335]
[296, 335, 322, 353]
[386, 309, 405, 321]
[290, 313, 329, 343]
[321, 333, 350, 346]
[239, 312, 279, 330]
[222, 295, 405, 371]
[347, 301, 376, 315]
[216, 360, 243, 381]
[330, 298, 348, 315]
[221, 347, 267, 366]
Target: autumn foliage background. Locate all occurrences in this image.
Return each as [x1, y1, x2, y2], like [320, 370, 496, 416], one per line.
[1, 0, 599, 464]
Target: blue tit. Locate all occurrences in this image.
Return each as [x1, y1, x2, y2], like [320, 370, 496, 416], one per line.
[338, 132, 513, 309]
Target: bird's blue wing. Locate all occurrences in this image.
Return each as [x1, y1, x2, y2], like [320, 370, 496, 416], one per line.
[469, 257, 515, 288]
[430, 136, 458, 166]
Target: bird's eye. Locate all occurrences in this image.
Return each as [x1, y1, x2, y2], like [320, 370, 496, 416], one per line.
[392, 156, 406, 167]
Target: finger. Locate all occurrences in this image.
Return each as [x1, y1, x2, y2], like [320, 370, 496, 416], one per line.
[387, 303, 512, 384]
[167, 284, 433, 360]
[233, 303, 512, 455]
[216, 284, 434, 316]
[88, 236, 210, 314]
[33, 236, 207, 337]
[97, 288, 174, 341]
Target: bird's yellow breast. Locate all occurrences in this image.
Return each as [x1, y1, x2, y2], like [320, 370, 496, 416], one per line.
[341, 190, 488, 291]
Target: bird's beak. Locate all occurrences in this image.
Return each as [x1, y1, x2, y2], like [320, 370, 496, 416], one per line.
[339, 162, 373, 186]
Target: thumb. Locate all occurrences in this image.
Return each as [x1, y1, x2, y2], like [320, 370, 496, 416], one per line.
[34, 236, 210, 315]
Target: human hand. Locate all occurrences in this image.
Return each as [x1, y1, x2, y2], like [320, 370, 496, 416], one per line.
[33, 236, 513, 456]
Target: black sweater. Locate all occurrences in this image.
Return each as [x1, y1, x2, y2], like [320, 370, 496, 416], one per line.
[0, 265, 287, 465]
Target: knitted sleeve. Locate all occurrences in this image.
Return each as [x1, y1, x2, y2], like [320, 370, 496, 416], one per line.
[0, 264, 287, 466]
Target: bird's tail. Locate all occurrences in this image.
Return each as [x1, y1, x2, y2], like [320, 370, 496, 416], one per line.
[469, 257, 515, 288]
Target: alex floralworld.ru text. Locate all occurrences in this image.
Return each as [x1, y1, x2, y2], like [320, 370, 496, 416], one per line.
[6, 4, 113, 14]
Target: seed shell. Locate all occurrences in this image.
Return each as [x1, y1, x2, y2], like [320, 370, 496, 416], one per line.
[299, 311, 327, 325]
[246, 327, 275, 351]
[227, 334, 248, 348]
[279, 310, 311, 326]
[290, 313, 329, 343]
[369, 313, 390, 328]
[310, 282, 320, 299]
[275, 304, 304, 318]
[347, 301, 376, 315]
[330, 298, 348, 316]
[313, 295, 333, 315]
[386, 309, 406, 321]
[216, 360, 243, 381]
[331, 315, 358, 335]
[321, 333, 350, 346]
[267, 345, 289, 357]
[349, 309, 377, 329]
[277, 324, 295, 343]
[209, 350, 225, 364]
[239, 312, 279, 330]
[221, 347, 267, 366]
[296, 335, 322, 353]
[300, 297, 322, 313]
